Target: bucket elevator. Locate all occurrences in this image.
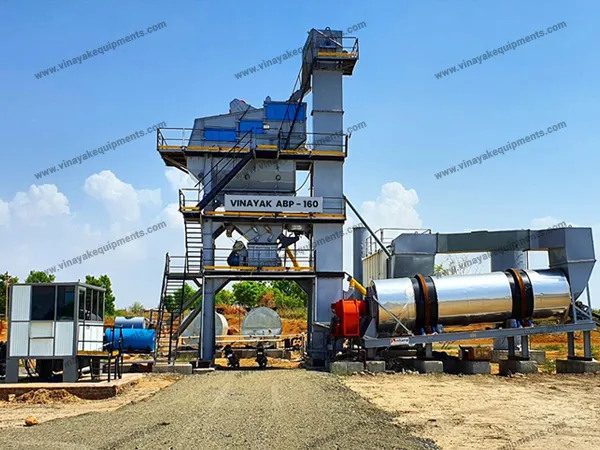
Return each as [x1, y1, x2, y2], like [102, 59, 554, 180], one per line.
[155, 28, 359, 366]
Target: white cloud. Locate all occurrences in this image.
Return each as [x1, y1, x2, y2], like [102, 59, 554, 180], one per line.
[0, 200, 9, 226]
[360, 182, 421, 229]
[341, 182, 423, 280]
[10, 184, 70, 221]
[530, 216, 570, 229]
[84, 170, 161, 221]
[165, 168, 196, 192]
[159, 203, 184, 231]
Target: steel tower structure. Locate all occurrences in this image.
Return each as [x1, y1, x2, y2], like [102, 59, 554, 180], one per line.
[154, 28, 359, 365]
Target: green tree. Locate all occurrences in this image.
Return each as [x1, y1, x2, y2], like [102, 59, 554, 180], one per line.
[164, 283, 197, 313]
[268, 280, 307, 307]
[0, 272, 19, 317]
[128, 301, 145, 315]
[232, 281, 267, 307]
[85, 274, 116, 315]
[25, 270, 56, 283]
[215, 289, 234, 305]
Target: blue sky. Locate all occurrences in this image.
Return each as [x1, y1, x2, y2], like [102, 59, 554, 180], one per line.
[1, 0, 598, 308]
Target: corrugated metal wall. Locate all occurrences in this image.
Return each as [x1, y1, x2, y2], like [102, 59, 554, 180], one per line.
[362, 250, 388, 283]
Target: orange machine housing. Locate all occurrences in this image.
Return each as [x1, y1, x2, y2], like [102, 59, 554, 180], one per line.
[331, 299, 367, 338]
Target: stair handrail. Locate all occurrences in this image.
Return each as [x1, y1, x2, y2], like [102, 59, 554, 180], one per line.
[194, 128, 255, 190]
[154, 252, 171, 361]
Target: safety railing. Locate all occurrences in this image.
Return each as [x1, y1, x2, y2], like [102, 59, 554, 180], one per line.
[180, 192, 346, 218]
[204, 247, 315, 272]
[277, 130, 348, 155]
[305, 33, 360, 61]
[157, 127, 256, 152]
[165, 255, 190, 274]
[157, 127, 350, 158]
[363, 228, 432, 259]
[316, 40, 359, 58]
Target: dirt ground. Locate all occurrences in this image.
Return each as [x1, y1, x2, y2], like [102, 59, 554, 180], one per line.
[0, 374, 180, 429]
[345, 372, 600, 450]
[0, 370, 436, 450]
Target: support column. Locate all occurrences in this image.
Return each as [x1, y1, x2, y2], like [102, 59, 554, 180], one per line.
[567, 332, 576, 358]
[199, 277, 228, 364]
[5, 359, 19, 383]
[424, 343, 433, 359]
[521, 336, 530, 360]
[63, 357, 78, 382]
[508, 337, 516, 358]
[583, 331, 592, 359]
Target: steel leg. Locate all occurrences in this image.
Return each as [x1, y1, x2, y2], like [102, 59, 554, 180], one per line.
[583, 331, 592, 359]
[567, 332, 576, 358]
[521, 335, 530, 360]
[508, 337, 516, 358]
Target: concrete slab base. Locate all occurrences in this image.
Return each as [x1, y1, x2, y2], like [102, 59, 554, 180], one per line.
[443, 359, 491, 375]
[0, 374, 144, 400]
[491, 350, 546, 364]
[499, 359, 538, 376]
[365, 361, 386, 373]
[192, 368, 216, 375]
[152, 364, 193, 375]
[401, 359, 443, 374]
[329, 361, 364, 375]
[556, 359, 600, 374]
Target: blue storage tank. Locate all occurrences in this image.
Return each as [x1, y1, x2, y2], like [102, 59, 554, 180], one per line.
[114, 316, 148, 329]
[105, 328, 155, 353]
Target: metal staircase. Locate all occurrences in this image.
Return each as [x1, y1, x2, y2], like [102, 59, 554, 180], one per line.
[184, 217, 203, 275]
[154, 254, 188, 363]
[196, 129, 257, 211]
[197, 151, 254, 210]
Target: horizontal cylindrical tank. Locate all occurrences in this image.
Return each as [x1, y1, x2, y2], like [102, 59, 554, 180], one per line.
[181, 313, 229, 345]
[114, 316, 148, 329]
[241, 307, 282, 336]
[105, 328, 155, 353]
[372, 269, 571, 334]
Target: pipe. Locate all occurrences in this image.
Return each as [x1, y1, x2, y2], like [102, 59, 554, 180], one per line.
[347, 274, 367, 296]
[286, 247, 300, 268]
[370, 269, 572, 334]
[344, 196, 391, 258]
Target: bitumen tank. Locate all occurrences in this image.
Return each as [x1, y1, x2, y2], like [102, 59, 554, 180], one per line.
[241, 307, 283, 336]
[182, 312, 229, 345]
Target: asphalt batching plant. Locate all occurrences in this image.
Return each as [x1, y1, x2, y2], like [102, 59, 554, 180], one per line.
[153, 27, 598, 374]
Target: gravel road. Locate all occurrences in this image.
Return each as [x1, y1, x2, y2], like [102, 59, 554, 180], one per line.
[0, 369, 437, 450]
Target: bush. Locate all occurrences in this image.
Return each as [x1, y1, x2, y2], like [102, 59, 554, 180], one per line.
[277, 307, 307, 320]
